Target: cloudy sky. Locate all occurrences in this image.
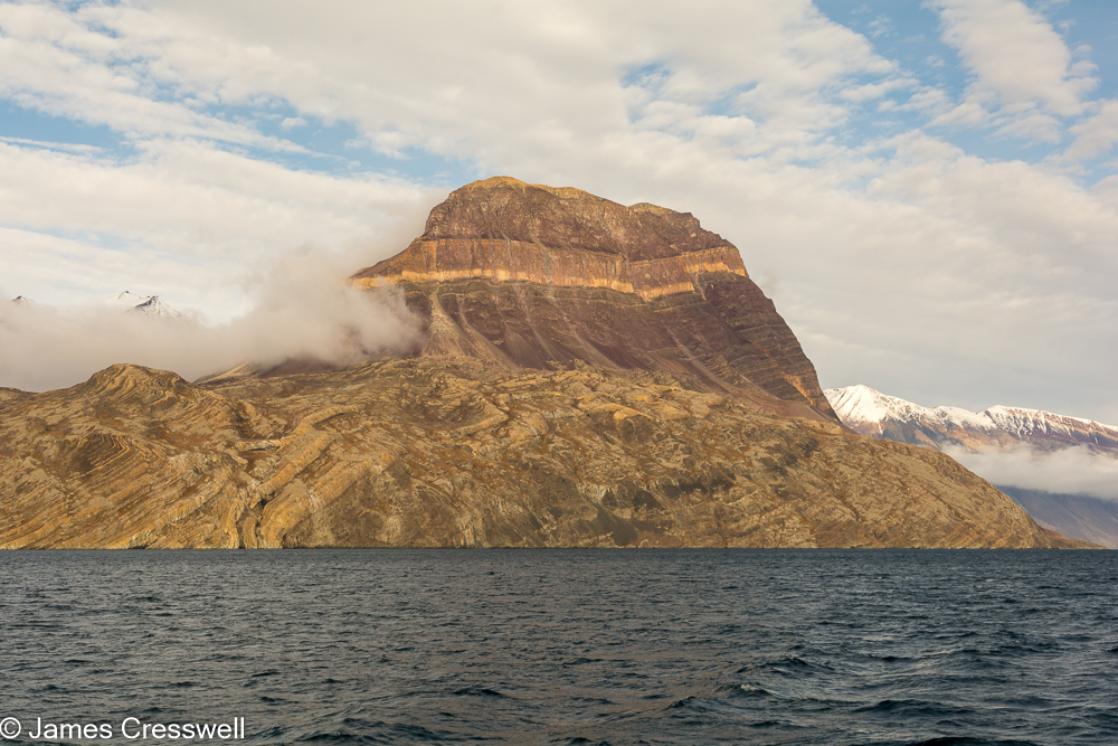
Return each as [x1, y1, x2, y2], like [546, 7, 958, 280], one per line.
[1, 0, 1116, 421]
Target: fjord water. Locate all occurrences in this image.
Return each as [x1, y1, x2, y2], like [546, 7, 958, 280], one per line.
[0, 550, 1115, 745]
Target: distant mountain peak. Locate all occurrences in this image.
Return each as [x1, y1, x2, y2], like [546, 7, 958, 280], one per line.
[826, 384, 1118, 548]
[110, 290, 181, 318]
[825, 385, 1118, 452]
[823, 384, 992, 432]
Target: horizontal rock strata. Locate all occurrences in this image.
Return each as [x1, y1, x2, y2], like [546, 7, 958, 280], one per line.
[353, 177, 836, 419]
[354, 240, 747, 301]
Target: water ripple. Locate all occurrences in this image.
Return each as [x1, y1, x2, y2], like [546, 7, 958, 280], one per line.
[0, 549, 1115, 744]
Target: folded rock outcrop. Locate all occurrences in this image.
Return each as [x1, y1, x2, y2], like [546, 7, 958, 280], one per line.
[0, 361, 1074, 549]
[0, 178, 1083, 549]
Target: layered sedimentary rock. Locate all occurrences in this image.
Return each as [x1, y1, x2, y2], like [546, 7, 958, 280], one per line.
[0, 178, 1085, 549]
[353, 177, 834, 420]
[0, 361, 1073, 549]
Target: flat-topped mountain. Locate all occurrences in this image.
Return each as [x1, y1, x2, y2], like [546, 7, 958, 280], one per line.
[353, 177, 834, 420]
[398, 175, 734, 260]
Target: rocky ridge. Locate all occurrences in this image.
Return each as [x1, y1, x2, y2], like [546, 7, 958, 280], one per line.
[0, 361, 1073, 549]
[826, 384, 1118, 547]
[826, 384, 1118, 454]
[0, 179, 1085, 549]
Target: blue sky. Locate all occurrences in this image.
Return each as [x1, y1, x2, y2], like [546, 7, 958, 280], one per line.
[2, 1, 1114, 190]
[1, 0, 1117, 422]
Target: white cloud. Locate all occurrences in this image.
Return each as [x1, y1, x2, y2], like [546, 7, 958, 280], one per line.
[993, 109, 1063, 143]
[0, 135, 102, 154]
[931, 0, 1095, 118]
[931, 96, 992, 127]
[61, 0, 900, 166]
[839, 78, 911, 103]
[0, 246, 424, 392]
[0, 4, 298, 151]
[946, 445, 1118, 501]
[0, 139, 436, 318]
[0, 0, 1115, 424]
[1065, 100, 1118, 161]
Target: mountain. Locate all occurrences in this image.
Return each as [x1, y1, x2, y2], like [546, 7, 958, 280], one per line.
[826, 384, 1118, 547]
[110, 290, 182, 318]
[8, 292, 180, 317]
[353, 177, 835, 421]
[0, 360, 1073, 549]
[999, 487, 1118, 549]
[825, 384, 1118, 454]
[0, 179, 1081, 549]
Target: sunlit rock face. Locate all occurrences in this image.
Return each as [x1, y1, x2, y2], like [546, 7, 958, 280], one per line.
[0, 179, 1086, 549]
[353, 177, 835, 420]
[0, 360, 1075, 549]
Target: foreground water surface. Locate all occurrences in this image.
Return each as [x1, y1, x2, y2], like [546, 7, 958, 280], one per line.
[0, 549, 1115, 745]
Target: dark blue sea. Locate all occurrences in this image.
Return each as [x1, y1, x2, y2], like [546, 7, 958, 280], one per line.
[0, 550, 1115, 745]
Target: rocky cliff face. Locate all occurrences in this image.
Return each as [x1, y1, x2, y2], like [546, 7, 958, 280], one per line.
[0, 361, 1073, 549]
[353, 177, 834, 420]
[0, 179, 1084, 549]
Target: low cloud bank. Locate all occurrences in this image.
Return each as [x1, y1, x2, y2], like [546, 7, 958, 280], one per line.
[0, 247, 423, 392]
[945, 444, 1118, 501]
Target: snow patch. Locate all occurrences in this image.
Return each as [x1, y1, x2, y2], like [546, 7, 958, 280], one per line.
[826, 386, 1118, 438]
[108, 291, 182, 318]
[824, 384, 993, 431]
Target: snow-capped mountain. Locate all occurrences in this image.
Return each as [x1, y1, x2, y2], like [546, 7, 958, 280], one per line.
[826, 384, 1118, 547]
[109, 290, 182, 318]
[11, 291, 181, 317]
[825, 384, 1118, 454]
